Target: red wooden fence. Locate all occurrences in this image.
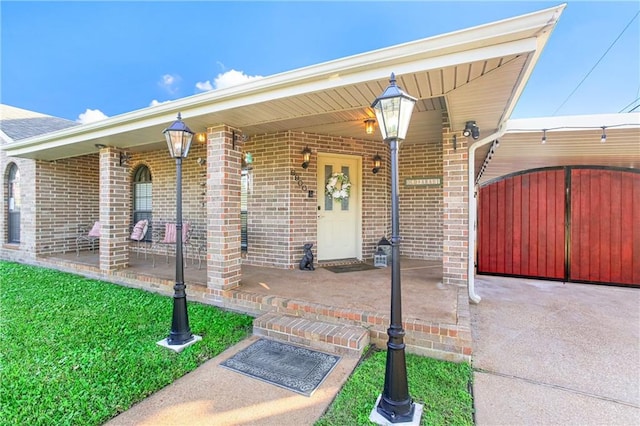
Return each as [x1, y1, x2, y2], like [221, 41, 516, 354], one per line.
[478, 169, 565, 279]
[570, 169, 640, 285]
[478, 167, 639, 286]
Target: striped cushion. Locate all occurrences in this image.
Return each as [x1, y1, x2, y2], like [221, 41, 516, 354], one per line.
[130, 220, 148, 241]
[161, 222, 190, 243]
[163, 223, 176, 243]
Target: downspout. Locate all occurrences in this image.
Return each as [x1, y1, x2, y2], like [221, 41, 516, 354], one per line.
[467, 128, 506, 304]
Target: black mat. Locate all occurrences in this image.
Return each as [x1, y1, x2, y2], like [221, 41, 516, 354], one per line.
[324, 262, 378, 273]
[220, 339, 341, 397]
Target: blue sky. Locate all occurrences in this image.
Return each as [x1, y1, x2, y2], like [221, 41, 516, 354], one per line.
[1, 1, 639, 123]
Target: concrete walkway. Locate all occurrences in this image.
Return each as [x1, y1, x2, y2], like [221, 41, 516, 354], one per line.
[109, 274, 640, 425]
[106, 336, 360, 426]
[471, 276, 640, 425]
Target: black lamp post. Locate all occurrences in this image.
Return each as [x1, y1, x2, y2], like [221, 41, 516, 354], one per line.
[371, 73, 420, 423]
[163, 113, 196, 347]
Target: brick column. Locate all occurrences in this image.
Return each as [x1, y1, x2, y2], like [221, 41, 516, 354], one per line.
[442, 112, 469, 286]
[18, 160, 37, 259]
[99, 147, 130, 271]
[205, 125, 242, 297]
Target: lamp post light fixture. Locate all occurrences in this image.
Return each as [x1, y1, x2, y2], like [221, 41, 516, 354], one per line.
[157, 112, 202, 352]
[370, 73, 423, 424]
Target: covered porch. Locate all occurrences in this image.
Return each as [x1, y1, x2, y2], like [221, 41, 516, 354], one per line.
[1, 6, 567, 363]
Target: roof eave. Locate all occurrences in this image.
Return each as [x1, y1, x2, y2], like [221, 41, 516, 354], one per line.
[2, 3, 567, 156]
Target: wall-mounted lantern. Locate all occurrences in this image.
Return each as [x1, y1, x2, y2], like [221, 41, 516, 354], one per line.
[372, 153, 382, 174]
[119, 151, 131, 167]
[301, 146, 312, 169]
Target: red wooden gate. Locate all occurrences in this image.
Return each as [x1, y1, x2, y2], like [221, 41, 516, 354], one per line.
[478, 169, 565, 279]
[478, 167, 640, 286]
[570, 169, 640, 285]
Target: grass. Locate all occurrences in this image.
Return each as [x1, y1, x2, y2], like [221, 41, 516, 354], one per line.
[0, 261, 253, 426]
[316, 349, 474, 426]
[1, 261, 474, 426]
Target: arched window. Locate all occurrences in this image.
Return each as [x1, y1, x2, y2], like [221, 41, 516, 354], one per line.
[7, 163, 20, 243]
[133, 165, 152, 241]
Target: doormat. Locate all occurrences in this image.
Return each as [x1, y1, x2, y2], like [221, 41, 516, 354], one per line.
[324, 263, 378, 273]
[220, 339, 341, 397]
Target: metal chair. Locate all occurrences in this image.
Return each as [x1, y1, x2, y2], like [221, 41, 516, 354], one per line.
[129, 219, 149, 259]
[151, 222, 191, 267]
[76, 221, 100, 256]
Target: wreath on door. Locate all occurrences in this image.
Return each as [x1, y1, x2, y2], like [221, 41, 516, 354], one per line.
[325, 172, 351, 200]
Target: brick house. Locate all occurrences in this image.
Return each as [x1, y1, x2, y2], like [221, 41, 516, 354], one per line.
[1, 6, 570, 359]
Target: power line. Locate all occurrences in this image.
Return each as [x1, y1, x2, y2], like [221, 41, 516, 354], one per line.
[553, 10, 640, 116]
[619, 96, 640, 113]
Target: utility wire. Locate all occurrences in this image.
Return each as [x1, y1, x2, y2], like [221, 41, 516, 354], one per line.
[619, 96, 640, 113]
[553, 10, 640, 116]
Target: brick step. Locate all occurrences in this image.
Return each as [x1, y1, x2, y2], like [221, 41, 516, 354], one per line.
[253, 312, 369, 358]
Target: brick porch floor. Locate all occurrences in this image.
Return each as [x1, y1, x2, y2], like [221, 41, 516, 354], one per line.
[38, 251, 472, 361]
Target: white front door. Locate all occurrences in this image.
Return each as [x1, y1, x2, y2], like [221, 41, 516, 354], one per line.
[317, 153, 361, 261]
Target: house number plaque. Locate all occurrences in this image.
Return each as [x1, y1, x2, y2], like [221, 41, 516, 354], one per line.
[404, 177, 442, 187]
[290, 169, 309, 192]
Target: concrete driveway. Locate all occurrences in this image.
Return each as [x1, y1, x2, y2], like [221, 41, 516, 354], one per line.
[470, 275, 640, 425]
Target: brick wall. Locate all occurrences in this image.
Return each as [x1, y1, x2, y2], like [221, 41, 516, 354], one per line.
[398, 138, 444, 260]
[241, 132, 293, 268]
[0, 130, 413, 270]
[34, 155, 100, 256]
[241, 131, 389, 268]
[2, 126, 452, 273]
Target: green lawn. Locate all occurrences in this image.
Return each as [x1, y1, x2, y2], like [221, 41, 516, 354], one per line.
[317, 349, 474, 426]
[0, 261, 474, 426]
[0, 261, 253, 425]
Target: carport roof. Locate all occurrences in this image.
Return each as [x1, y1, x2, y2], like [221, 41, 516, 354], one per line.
[1, 4, 565, 161]
[476, 113, 640, 185]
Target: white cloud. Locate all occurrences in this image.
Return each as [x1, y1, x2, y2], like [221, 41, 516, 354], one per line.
[77, 108, 108, 124]
[162, 74, 175, 85]
[149, 99, 171, 107]
[159, 73, 181, 94]
[215, 69, 263, 89]
[195, 80, 214, 91]
[195, 69, 263, 92]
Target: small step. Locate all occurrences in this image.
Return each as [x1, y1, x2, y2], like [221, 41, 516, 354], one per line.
[253, 312, 369, 358]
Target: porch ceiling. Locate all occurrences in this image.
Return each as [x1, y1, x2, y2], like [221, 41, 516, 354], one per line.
[475, 113, 640, 185]
[3, 53, 534, 161]
[2, 5, 564, 163]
